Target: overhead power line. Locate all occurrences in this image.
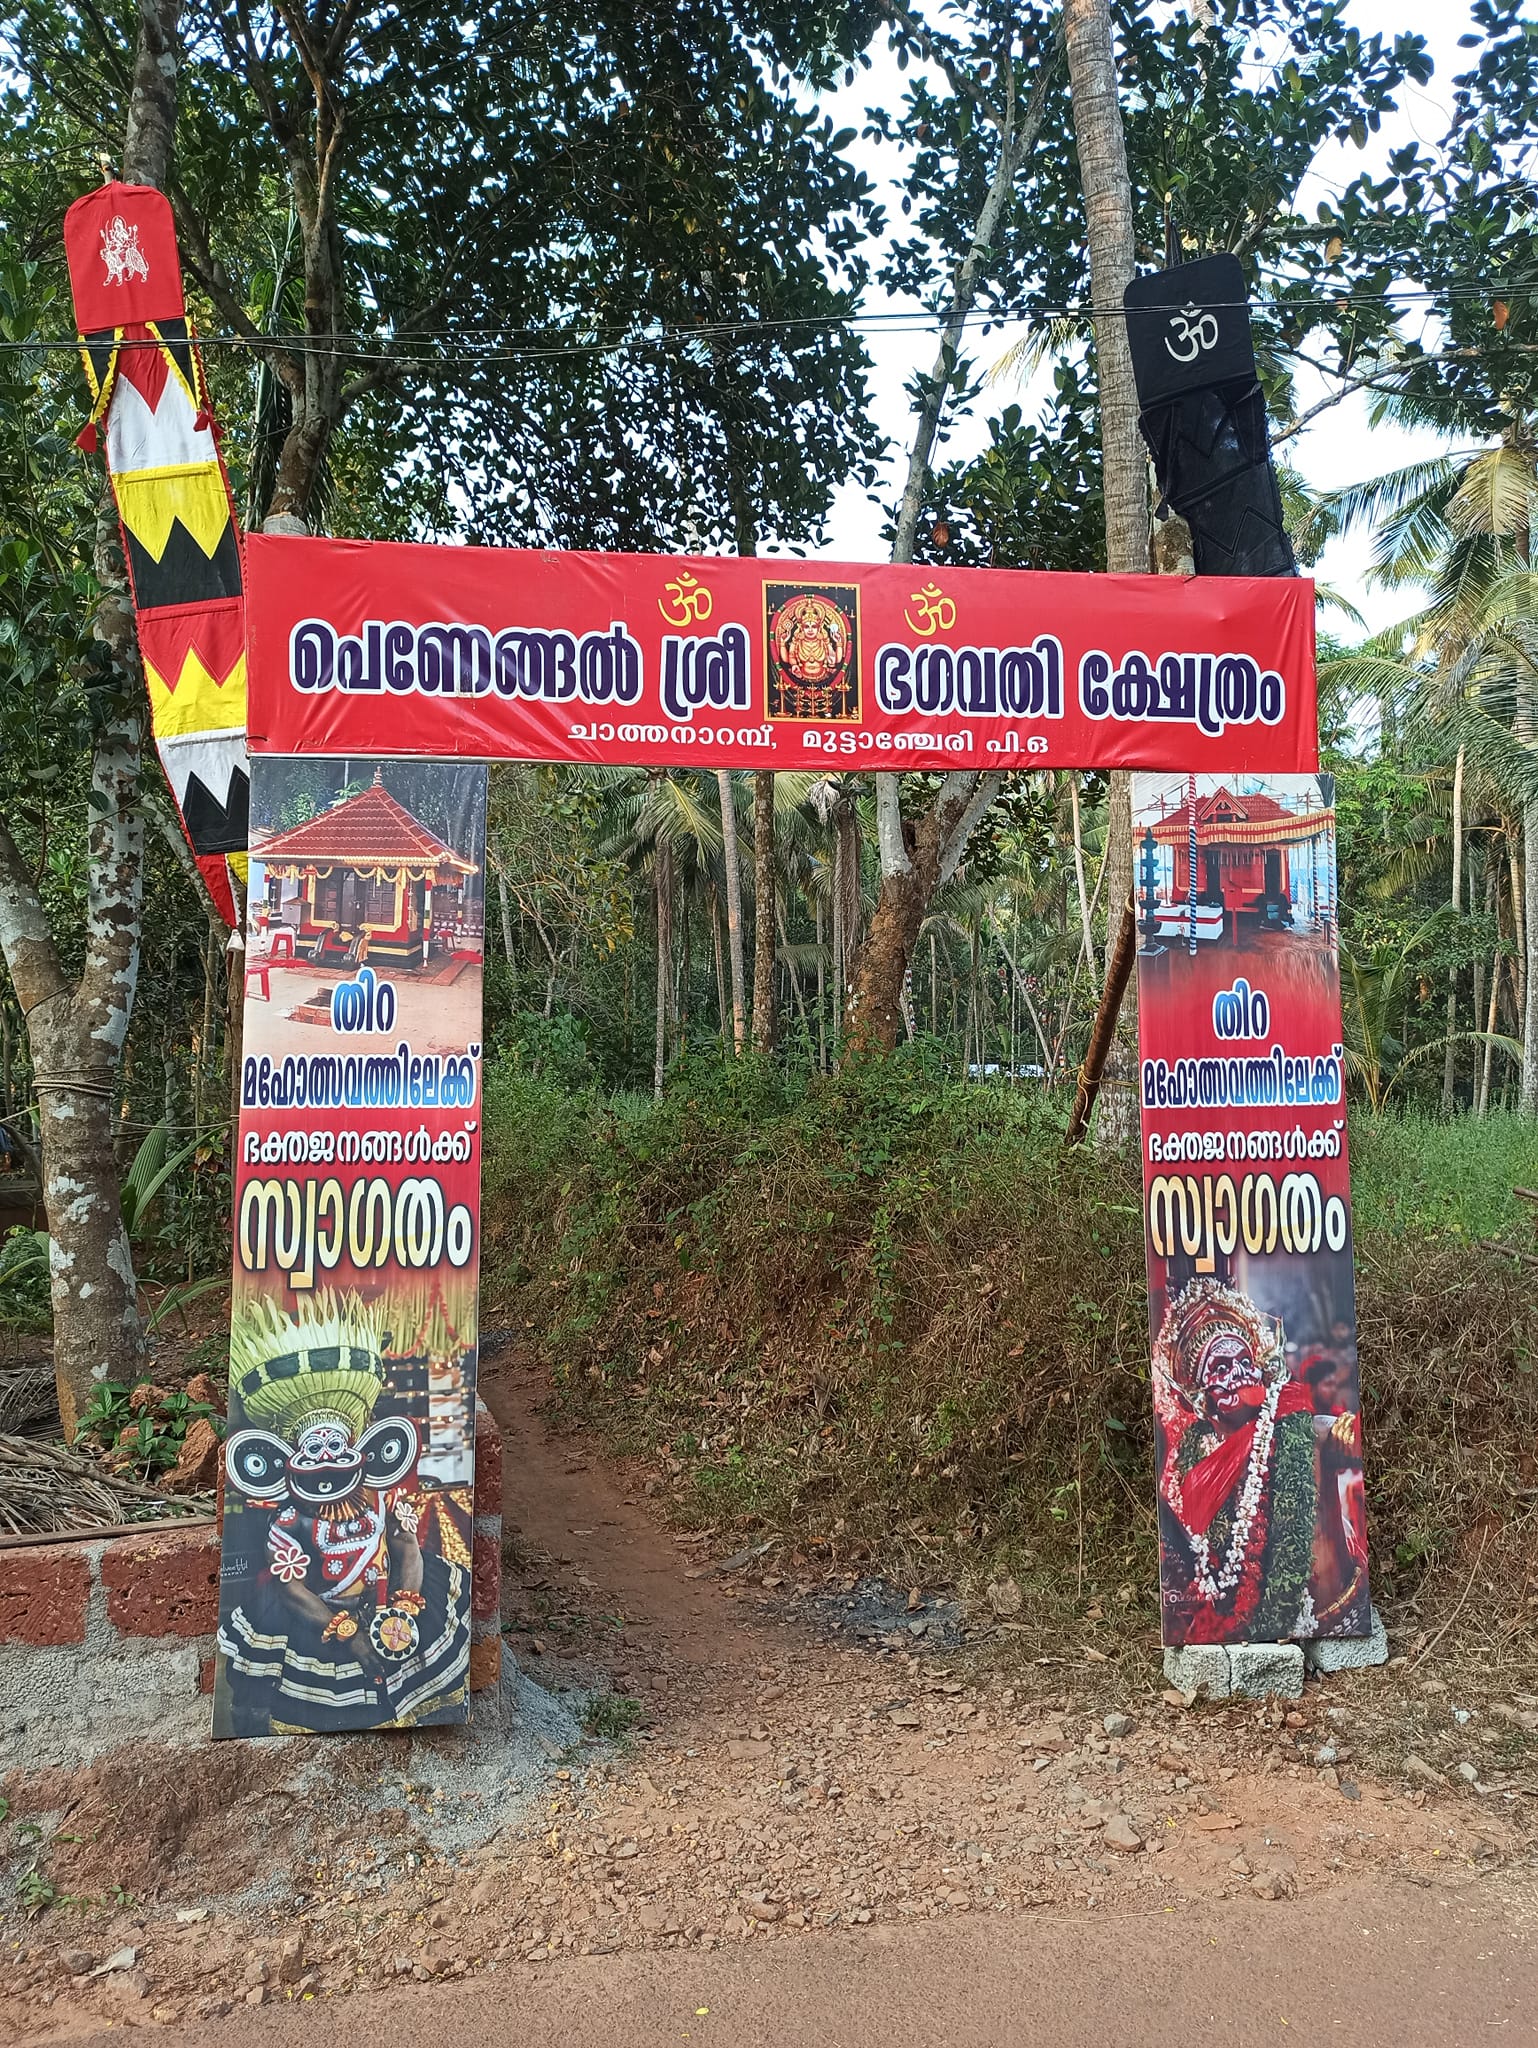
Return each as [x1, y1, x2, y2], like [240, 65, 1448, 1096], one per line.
[0, 278, 1530, 364]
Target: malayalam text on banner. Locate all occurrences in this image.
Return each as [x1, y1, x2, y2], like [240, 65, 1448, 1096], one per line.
[244, 537, 1318, 774]
[1132, 771, 1370, 1649]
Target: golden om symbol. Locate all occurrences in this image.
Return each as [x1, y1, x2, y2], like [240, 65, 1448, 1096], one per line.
[659, 571, 713, 627]
[904, 581, 956, 637]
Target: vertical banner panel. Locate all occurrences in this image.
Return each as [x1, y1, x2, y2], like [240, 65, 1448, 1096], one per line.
[1133, 772, 1370, 1648]
[64, 182, 248, 925]
[214, 756, 487, 1738]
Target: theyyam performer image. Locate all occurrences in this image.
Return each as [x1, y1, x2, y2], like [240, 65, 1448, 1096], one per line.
[215, 1291, 472, 1736]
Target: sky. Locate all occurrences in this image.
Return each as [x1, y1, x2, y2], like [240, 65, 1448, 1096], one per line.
[809, 0, 1483, 642]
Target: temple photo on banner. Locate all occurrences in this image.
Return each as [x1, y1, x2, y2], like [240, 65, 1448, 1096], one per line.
[213, 757, 487, 1738]
[1132, 772, 1370, 1650]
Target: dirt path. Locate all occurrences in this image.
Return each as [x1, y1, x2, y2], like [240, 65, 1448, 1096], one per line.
[485, 1349, 769, 1685]
[4, 1352, 1535, 2039]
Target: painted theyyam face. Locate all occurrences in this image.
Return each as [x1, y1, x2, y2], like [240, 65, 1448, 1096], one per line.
[225, 1410, 420, 1508]
[1196, 1327, 1263, 1422]
[287, 1418, 365, 1504]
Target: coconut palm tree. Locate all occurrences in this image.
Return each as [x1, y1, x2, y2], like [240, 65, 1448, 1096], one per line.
[1320, 415, 1538, 1112]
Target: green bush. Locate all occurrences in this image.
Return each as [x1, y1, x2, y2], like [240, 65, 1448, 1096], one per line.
[0, 1226, 51, 1331]
[483, 1058, 1538, 1634]
[1349, 1108, 1538, 1242]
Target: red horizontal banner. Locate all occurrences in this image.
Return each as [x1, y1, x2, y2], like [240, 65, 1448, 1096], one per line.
[244, 537, 1318, 773]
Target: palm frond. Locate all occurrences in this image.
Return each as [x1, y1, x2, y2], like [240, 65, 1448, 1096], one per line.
[1369, 491, 1454, 588]
[1448, 446, 1535, 541]
[1317, 455, 1465, 541]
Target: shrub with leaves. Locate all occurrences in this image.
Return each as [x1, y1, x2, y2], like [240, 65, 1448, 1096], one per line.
[75, 1379, 223, 1479]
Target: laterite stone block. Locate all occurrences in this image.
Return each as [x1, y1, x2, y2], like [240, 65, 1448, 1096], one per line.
[473, 1397, 503, 1517]
[468, 1634, 502, 1693]
[471, 1530, 502, 1623]
[99, 1525, 220, 1638]
[0, 1546, 91, 1647]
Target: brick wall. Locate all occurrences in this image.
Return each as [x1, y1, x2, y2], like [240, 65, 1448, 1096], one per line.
[0, 1399, 504, 1704]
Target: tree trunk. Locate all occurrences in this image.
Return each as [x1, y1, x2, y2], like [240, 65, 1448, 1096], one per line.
[712, 888, 729, 1051]
[0, 0, 181, 1435]
[851, 37, 1061, 1049]
[836, 806, 863, 980]
[496, 861, 516, 970]
[1068, 774, 1097, 979]
[815, 897, 827, 1072]
[716, 771, 747, 1055]
[653, 840, 672, 1100]
[1525, 797, 1538, 1114]
[1517, 688, 1538, 1114]
[1064, 0, 1148, 576]
[752, 771, 777, 1055]
[1509, 829, 1526, 1031]
[831, 844, 845, 1057]
[1064, 0, 1149, 1008]
[676, 898, 689, 1045]
[0, 980, 12, 1117]
[0, 508, 150, 1445]
[847, 777, 1003, 1051]
[1479, 952, 1500, 1119]
[775, 898, 808, 1041]
[1442, 746, 1464, 1114]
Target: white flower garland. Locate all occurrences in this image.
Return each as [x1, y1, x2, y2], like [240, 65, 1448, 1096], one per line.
[1187, 1377, 1283, 1604]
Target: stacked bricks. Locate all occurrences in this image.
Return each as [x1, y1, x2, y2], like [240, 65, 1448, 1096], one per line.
[0, 1521, 221, 1766]
[0, 1521, 220, 1656]
[469, 1395, 504, 1692]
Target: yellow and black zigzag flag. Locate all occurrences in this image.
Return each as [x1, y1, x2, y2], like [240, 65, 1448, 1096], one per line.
[65, 181, 248, 924]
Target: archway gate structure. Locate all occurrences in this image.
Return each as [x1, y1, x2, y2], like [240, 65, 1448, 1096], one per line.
[62, 183, 1368, 1743]
[215, 537, 1369, 1736]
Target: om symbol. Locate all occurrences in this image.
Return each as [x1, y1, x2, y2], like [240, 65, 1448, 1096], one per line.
[659, 571, 713, 627]
[1164, 304, 1219, 364]
[904, 581, 956, 637]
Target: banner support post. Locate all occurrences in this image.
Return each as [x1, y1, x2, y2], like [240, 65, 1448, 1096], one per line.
[1065, 897, 1137, 1146]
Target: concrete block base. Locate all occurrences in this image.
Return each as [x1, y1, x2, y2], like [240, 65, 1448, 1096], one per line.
[1304, 1605, 1389, 1674]
[1229, 1641, 1305, 1699]
[1163, 1643, 1232, 1697]
[1164, 1640, 1306, 1700]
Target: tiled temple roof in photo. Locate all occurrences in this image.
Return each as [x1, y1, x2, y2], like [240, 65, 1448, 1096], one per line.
[255, 770, 476, 873]
[1146, 786, 1333, 849]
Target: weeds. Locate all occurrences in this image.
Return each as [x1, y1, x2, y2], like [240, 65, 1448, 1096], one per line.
[74, 1379, 223, 1477]
[582, 1692, 646, 1741]
[0, 1226, 51, 1331]
[486, 1057, 1538, 1657]
[15, 1868, 65, 1916]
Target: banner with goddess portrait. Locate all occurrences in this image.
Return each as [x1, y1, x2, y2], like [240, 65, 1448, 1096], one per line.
[1133, 772, 1370, 1649]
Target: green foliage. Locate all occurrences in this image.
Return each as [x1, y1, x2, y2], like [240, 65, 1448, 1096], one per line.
[485, 1059, 1538, 1631]
[0, 1225, 51, 1331]
[872, 0, 1431, 559]
[1348, 1108, 1538, 1241]
[14, 1867, 64, 1917]
[1, 1122, 228, 1340]
[74, 1377, 223, 1473]
[582, 1692, 646, 1741]
[924, 397, 1106, 573]
[8, 0, 886, 549]
[486, 1051, 1153, 1609]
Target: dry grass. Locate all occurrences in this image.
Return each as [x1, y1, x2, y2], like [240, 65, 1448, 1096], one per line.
[0, 1432, 206, 1538]
[486, 1064, 1538, 1661]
